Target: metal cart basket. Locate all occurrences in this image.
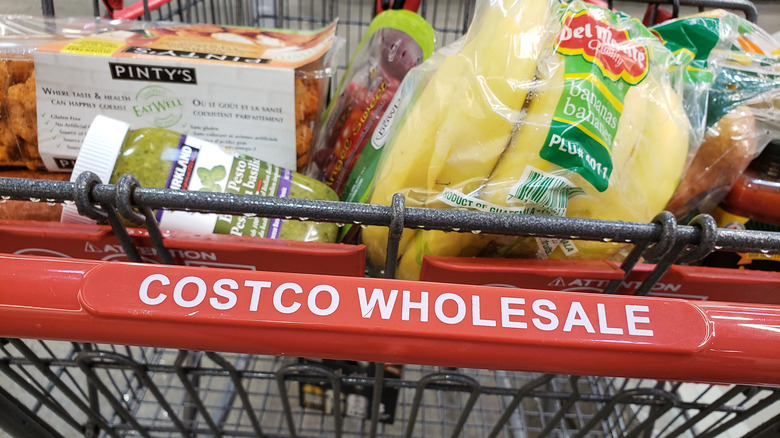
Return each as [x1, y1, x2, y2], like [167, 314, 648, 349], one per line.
[1, 0, 779, 437]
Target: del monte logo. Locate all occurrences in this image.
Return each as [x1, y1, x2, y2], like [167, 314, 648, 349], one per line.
[556, 11, 649, 84]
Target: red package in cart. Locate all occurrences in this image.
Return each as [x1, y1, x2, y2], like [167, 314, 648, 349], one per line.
[306, 9, 434, 203]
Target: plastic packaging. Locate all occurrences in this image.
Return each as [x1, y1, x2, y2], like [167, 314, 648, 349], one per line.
[652, 11, 780, 220]
[307, 9, 434, 201]
[61, 115, 340, 243]
[361, 0, 690, 280]
[0, 16, 177, 170]
[722, 139, 780, 226]
[7, 20, 340, 173]
[705, 139, 780, 271]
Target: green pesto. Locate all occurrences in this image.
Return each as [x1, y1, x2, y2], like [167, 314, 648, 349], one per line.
[109, 128, 179, 188]
[281, 171, 339, 242]
[109, 127, 339, 243]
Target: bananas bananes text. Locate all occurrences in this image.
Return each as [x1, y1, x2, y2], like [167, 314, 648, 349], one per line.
[362, 0, 690, 280]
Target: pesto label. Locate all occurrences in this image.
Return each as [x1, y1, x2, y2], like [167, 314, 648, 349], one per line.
[158, 135, 293, 239]
[540, 8, 649, 192]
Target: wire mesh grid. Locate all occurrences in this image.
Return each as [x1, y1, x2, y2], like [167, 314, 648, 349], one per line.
[2, 338, 779, 437]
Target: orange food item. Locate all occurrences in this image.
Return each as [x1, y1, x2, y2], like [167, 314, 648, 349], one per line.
[0, 59, 42, 169]
[0, 169, 70, 222]
[666, 105, 757, 217]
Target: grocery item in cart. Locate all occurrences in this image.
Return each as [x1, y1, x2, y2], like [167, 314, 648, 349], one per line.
[654, 10, 780, 220]
[362, 0, 691, 280]
[706, 139, 780, 271]
[0, 16, 168, 170]
[31, 21, 340, 173]
[61, 115, 340, 243]
[0, 168, 70, 221]
[307, 9, 434, 201]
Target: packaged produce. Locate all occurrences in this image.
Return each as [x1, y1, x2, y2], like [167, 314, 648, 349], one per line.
[61, 115, 340, 243]
[0, 169, 70, 221]
[0, 16, 165, 169]
[705, 139, 780, 271]
[652, 11, 780, 220]
[27, 21, 339, 173]
[361, 0, 691, 280]
[307, 9, 434, 201]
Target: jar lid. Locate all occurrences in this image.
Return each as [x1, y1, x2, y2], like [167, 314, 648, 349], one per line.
[60, 115, 130, 224]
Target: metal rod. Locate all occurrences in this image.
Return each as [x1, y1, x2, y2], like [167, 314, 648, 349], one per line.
[0, 384, 65, 438]
[276, 362, 343, 438]
[664, 385, 750, 438]
[9, 340, 120, 438]
[571, 388, 677, 438]
[174, 351, 222, 437]
[698, 389, 780, 438]
[205, 352, 265, 438]
[1, 177, 777, 255]
[368, 362, 385, 438]
[487, 374, 556, 438]
[74, 352, 153, 438]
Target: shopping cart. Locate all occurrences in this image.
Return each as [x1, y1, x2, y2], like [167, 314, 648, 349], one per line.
[1, 0, 779, 437]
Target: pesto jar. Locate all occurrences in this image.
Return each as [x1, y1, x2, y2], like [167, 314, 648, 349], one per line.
[62, 115, 339, 243]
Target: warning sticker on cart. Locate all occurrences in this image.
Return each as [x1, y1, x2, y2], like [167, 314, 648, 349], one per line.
[79, 263, 710, 354]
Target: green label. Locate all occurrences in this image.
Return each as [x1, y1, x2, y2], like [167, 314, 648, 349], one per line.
[541, 8, 650, 192]
[540, 63, 627, 192]
[160, 135, 294, 239]
[508, 166, 585, 216]
[213, 158, 293, 239]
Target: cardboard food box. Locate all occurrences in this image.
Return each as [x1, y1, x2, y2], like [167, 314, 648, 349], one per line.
[0, 16, 163, 169]
[31, 21, 339, 172]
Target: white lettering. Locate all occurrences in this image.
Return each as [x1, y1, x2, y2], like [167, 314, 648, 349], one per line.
[472, 295, 496, 327]
[597, 303, 623, 335]
[501, 297, 527, 329]
[139, 274, 169, 305]
[308, 285, 339, 316]
[563, 302, 595, 333]
[358, 288, 398, 319]
[435, 293, 466, 325]
[274, 282, 302, 314]
[210, 278, 238, 310]
[173, 276, 207, 308]
[532, 299, 558, 331]
[626, 305, 654, 336]
[402, 290, 428, 322]
[246, 280, 271, 311]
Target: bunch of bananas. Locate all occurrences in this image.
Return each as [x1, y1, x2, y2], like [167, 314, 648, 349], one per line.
[363, 0, 690, 280]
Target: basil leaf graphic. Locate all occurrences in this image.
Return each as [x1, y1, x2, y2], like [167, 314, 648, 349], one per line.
[211, 165, 226, 181]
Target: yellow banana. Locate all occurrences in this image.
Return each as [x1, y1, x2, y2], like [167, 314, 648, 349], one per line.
[362, 0, 559, 273]
[396, 54, 567, 280]
[481, 55, 688, 261]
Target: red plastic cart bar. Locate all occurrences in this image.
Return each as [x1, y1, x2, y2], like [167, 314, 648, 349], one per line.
[1, 253, 779, 387]
[420, 256, 780, 304]
[104, 0, 169, 20]
[0, 219, 366, 276]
